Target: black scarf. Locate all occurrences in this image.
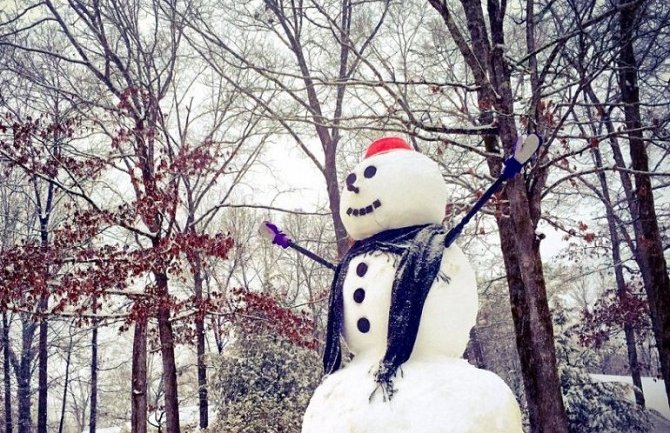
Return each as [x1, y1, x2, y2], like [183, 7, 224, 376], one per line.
[323, 223, 448, 398]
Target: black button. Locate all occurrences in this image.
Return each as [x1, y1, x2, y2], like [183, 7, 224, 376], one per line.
[357, 318, 370, 333]
[353, 288, 365, 303]
[356, 262, 368, 277]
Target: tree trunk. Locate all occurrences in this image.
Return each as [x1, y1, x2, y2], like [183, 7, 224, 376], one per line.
[36, 304, 48, 433]
[16, 358, 31, 433]
[465, 327, 487, 368]
[483, 0, 570, 429]
[497, 206, 569, 433]
[617, 0, 670, 406]
[37, 207, 52, 433]
[624, 326, 645, 406]
[324, 147, 347, 256]
[192, 256, 208, 429]
[499, 225, 538, 421]
[195, 312, 208, 429]
[2, 313, 12, 433]
[497, 94, 569, 433]
[16, 318, 36, 433]
[155, 272, 181, 433]
[58, 342, 72, 433]
[131, 318, 148, 433]
[90, 317, 98, 433]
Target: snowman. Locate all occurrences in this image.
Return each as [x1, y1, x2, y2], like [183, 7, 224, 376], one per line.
[301, 137, 523, 433]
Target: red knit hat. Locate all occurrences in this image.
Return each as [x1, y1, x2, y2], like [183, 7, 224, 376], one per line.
[364, 137, 413, 158]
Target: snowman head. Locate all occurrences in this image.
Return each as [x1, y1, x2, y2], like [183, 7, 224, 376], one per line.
[340, 137, 448, 240]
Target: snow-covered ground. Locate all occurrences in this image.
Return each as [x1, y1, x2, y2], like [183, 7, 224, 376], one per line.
[82, 404, 216, 433]
[85, 377, 667, 432]
[651, 412, 670, 433]
[151, 404, 217, 426]
[82, 426, 126, 433]
[146, 405, 217, 430]
[591, 375, 669, 419]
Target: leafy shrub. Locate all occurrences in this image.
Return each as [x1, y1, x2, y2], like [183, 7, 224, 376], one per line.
[211, 330, 321, 433]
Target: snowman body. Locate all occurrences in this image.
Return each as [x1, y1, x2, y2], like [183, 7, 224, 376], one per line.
[302, 138, 522, 433]
[339, 244, 477, 363]
[302, 358, 522, 433]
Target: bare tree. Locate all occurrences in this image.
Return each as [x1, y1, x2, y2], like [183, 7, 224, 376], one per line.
[181, 0, 395, 256]
[20, 2, 188, 431]
[615, 0, 670, 405]
[0, 100, 68, 433]
[166, 75, 269, 428]
[423, 1, 572, 430]
[592, 143, 645, 406]
[3, 4, 276, 433]
[1, 313, 11, 433]
[549, 0, 670, 406]
[0, 166, 21, 433]
[89, 304, 98, 433]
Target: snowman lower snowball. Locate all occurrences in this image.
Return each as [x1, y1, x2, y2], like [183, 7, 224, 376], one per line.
[301, 137, 523, 433]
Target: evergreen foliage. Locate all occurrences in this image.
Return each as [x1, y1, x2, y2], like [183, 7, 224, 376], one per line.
[212, 329, 321, 433]
[554, 311, 651, 433]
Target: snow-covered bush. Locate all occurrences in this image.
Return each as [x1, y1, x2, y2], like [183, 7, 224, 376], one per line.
[211, 330, 321, 433]
[554, 311, 651, 433]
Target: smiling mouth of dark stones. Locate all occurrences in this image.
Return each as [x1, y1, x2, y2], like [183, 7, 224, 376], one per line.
[346, 199, 382, 217]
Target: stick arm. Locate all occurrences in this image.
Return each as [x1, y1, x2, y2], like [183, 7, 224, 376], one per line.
[444, 134, 542, 247]
[259, 221, 337, 270]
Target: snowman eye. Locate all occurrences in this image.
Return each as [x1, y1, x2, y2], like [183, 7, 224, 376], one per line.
[363, 165, 377, 178]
